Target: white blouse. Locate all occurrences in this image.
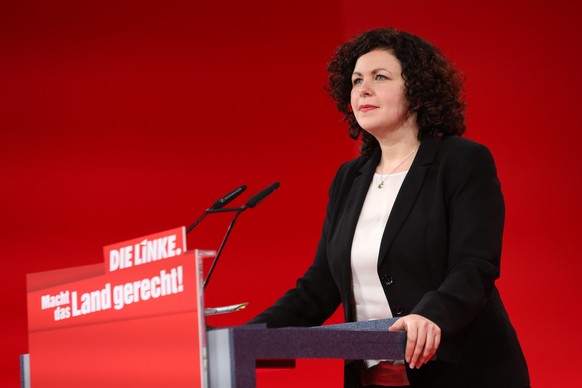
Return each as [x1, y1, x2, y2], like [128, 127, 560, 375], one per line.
[351, 171, 407, 322]
[351, 171, 409, 381]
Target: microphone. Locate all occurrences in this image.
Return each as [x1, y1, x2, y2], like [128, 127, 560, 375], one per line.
[186, 184, 247, 234]
[203, 182, 280, 289]
[245, 182, 280, 208]
[211, 184, 247, 209]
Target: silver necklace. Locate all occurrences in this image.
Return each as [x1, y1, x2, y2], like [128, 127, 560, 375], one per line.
[377, 146, 419, 189]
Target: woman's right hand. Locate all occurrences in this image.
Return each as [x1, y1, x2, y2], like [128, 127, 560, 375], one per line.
[389, 314, 441, 369]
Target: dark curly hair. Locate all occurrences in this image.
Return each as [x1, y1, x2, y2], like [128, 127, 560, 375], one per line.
[326, 28, 466, 156]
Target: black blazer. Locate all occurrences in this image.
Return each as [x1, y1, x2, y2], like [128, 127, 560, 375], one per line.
[250, 136, 529, 387]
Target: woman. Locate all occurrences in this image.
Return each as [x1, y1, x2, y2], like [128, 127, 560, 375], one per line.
[249, 28, 529, 387]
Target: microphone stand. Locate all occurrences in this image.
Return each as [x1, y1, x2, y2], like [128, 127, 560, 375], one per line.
[203, 206, 247, 289]
[190, 182, 279, 288]
[187, 183, 278, 320]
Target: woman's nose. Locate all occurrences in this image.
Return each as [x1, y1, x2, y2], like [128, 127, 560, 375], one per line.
[358, 80, 372, 96]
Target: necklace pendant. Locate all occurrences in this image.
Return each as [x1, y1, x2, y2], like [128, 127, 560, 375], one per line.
[378, 182, 384, 189]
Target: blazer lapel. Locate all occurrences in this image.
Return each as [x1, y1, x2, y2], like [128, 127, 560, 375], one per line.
[340, 151, 379, 249]
[330, 151, 379, 303]
[377, 137, 441, 267]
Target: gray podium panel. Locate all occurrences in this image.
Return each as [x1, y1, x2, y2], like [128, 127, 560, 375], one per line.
[207, 318, 405, 388]
[20, 354, 30, 388]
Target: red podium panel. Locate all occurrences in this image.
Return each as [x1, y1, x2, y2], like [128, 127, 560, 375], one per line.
[26, 227, 207, 388]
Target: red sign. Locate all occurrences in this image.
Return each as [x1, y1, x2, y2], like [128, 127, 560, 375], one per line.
[26, 227, 207, 387]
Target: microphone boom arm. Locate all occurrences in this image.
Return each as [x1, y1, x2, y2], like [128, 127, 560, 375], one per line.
[203, 208, 246, 289]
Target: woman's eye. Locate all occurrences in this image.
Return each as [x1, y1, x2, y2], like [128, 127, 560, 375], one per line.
[352, 78, 362, 85]
[375, 74, 388, 80]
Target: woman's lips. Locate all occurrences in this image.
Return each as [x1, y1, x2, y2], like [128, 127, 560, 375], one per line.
[359, 104, 378, 112]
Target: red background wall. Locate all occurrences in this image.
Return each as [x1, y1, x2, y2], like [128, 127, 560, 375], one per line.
[1, 0, 580, 386]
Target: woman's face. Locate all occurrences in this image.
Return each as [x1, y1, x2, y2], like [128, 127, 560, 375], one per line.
[350, 49, 411, 138]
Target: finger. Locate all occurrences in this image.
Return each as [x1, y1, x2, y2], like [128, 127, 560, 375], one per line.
[409, 323, 427, 369]
[421, 326, 441, 366]
[404, 321, 417, 365]
[420, 328, 435, 365]
[388, 318, 405, 331]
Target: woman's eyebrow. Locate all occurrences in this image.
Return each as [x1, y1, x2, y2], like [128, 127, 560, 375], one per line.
[352, 68, 393, 76]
